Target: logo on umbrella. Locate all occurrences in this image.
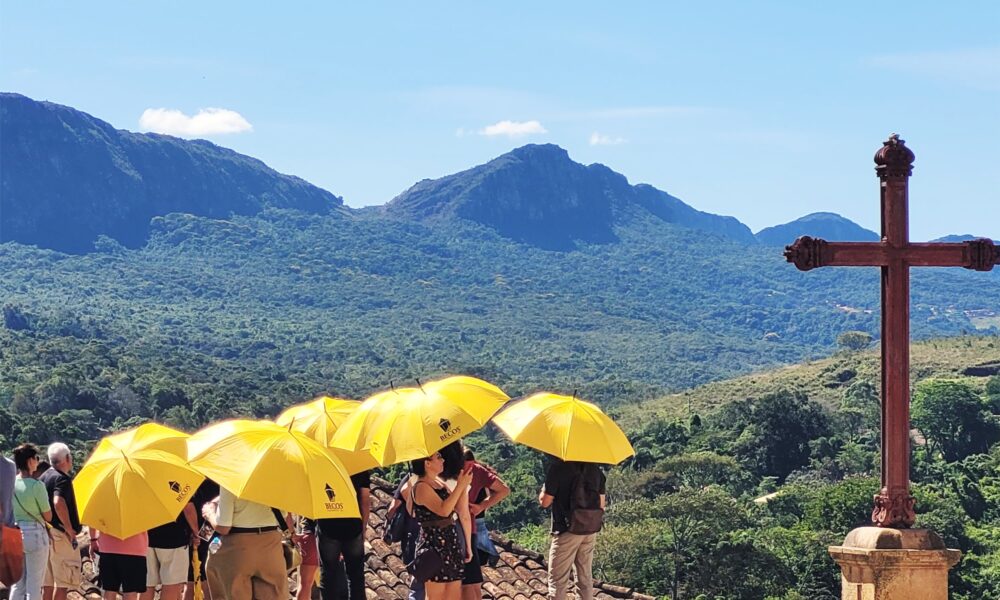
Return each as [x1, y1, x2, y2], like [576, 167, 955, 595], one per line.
[323, 483, 345, 511]
[438, 418, 461, 442]
[169, 480, 192, 501]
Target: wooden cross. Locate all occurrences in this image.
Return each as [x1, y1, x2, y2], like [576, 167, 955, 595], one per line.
[784, 134, 1000, 528]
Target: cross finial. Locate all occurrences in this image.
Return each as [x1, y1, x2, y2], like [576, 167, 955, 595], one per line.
[874, 133, 915, 179]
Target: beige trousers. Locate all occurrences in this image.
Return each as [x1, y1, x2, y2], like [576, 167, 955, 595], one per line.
[547, 532, 597, 600]
[205, 530, 287, 600]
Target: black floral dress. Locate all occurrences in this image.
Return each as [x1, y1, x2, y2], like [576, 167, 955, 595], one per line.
[412, 482, 464, 582]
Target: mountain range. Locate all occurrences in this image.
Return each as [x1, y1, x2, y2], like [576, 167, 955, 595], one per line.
[1, 92, 998, 408]
[8, 92, 989, 255]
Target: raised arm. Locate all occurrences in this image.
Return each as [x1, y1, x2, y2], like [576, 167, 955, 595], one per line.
[414, 471, 473, 518]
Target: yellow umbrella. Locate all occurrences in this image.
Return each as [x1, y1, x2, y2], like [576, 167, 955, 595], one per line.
[187, 419, 360, 519]
[330, 375, 509, 466]
[492, 393, 635, 464]
[74, 423, 205, 538]
[275, 396, 379, 474]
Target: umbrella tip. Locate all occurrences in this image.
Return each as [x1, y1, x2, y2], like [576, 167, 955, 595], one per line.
[390, 380, 395, 392]
[416, 378, 425, 392]
[572, 389, 577, 400]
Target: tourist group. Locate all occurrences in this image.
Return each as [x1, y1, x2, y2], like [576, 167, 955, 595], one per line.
[0, 375, 635, 600]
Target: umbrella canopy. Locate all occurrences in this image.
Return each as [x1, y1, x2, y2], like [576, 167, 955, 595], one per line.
[187, 419, 359, 519]
[492, 393, 635, 464]
[74, 423, 205, 538]
[330, 375, 509, 466]
[275, 396, 379, 474]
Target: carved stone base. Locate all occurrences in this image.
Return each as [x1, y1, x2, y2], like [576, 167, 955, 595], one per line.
[829, 528, 961, 600]
[871, 489, 915, 528]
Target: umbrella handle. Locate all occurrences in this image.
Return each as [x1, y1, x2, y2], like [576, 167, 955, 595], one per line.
[192, 545, 205, 600]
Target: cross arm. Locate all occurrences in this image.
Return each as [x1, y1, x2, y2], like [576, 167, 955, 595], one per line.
[784, 236, 1000, 271]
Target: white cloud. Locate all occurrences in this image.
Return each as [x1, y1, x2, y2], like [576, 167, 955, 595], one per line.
[478, 120, 547, 138]
[589, 132, 626, 146]
[138, 107, 253, 137]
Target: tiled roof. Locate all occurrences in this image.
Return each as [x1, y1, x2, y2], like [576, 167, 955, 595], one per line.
[51, 477, 653, 600]
[363, 477, 654, 600]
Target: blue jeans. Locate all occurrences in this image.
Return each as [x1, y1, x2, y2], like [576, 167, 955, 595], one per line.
[9, 521, 50, 600]
[473, 518, 499, 566]
[408, 579, 425, 600]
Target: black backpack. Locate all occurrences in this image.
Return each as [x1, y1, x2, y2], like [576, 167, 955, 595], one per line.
[567, 464, 604, 535]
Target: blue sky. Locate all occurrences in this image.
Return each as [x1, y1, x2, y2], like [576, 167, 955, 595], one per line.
[2, 2, 998, 239]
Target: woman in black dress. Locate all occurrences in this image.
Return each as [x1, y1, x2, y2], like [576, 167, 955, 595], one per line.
[407, 452, 474, 600]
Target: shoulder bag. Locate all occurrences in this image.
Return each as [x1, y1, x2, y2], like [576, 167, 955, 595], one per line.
[405, 482, 443, 582]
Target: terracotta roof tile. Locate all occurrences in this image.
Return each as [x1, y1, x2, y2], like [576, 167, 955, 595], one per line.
[54, 476, 650, 600]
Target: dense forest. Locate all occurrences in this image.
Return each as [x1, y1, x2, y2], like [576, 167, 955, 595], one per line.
[463, 339, 1000, 600]
[3, 325, 1000, 598]
[2, 208, 998, 412]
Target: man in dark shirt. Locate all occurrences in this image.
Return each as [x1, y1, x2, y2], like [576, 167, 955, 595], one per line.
[39, 442, 82, 600]
[316, 470, 370, 600]
[141, 498, 198, 600]
[184, 478, 220, 600]
[539, 459, 606, 600]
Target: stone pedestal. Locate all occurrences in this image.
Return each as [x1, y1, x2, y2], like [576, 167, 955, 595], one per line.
[828, 527, 961, 600]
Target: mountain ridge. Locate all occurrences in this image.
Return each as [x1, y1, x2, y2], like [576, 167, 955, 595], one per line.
[384, 143, 756, 249]
[755, 212, 880, 246]
[0, 92, 343, 253]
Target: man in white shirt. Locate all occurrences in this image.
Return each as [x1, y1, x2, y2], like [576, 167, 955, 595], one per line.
[202, 488, 288, 600]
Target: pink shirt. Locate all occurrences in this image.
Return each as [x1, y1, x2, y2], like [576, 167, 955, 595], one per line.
[95, 531, 148, 556]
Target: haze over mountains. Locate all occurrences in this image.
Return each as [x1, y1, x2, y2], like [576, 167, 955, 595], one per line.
[2, 93, 998, 405]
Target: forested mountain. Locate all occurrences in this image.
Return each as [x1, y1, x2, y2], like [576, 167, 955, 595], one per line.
[0, 93, 342, 253]
[755, 212, 879, 246]
[385, 143, 755, 249]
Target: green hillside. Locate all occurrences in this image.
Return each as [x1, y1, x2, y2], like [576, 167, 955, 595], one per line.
[619, 336, 1000, 426]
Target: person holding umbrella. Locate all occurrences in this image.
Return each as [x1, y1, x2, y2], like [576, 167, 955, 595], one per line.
[72, 425, 206, 600]
[407, 452, 473, 600]
[275, 396, 379, 600]
[201, 489, 288, 600]
[538, 459, 605, 600]
[90, 528, 149, 599]
[314, 468, 371, 600]
[329, 376, 510, 600]
[492, 392, 633, 600]
[186, 419, 361, 600]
